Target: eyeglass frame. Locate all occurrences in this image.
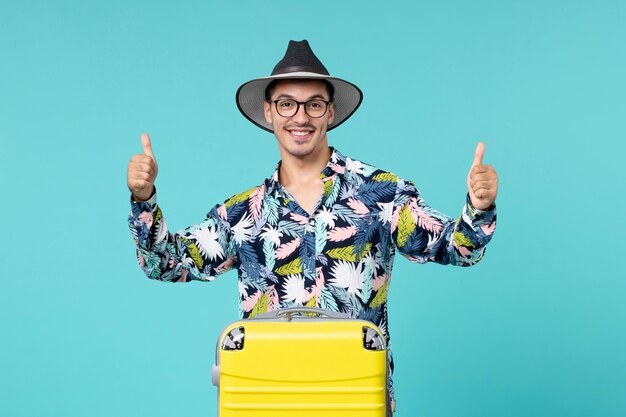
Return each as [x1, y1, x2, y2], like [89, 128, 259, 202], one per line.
[269, 98, 333, 118]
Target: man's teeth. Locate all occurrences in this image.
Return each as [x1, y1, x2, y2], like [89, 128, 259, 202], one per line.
[290, 131, 311, 137]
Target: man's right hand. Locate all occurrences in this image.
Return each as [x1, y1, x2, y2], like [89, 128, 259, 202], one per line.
[127, 133, 159, 201]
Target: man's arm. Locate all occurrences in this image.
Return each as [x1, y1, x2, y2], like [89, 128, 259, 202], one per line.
[392, 142, 498, 265]
[127, 133, 236, 282]
[128, 193, 236, 282]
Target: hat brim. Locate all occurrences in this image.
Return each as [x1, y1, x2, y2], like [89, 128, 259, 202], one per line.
[236, 72, 363, 133]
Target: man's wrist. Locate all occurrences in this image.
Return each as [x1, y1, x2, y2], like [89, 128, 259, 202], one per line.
[131, 186, 156, 202]
[466, 193, 496, 214]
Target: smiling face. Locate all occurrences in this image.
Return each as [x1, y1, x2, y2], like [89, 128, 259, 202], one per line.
[263, 79, 335, 159]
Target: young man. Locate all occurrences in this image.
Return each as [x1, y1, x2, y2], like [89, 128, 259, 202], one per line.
[127, 40, 498, 415]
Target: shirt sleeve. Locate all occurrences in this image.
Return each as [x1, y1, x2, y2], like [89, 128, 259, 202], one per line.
[127, 190, 237, 282]
[391, 178, 496, 266]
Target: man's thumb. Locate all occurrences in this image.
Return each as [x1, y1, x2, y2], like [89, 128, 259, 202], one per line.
[472, 141, 485, 167]
[141, 133, 154, 158]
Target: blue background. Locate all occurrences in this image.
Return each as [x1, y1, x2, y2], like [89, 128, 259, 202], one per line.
[1, 1, 625, 416]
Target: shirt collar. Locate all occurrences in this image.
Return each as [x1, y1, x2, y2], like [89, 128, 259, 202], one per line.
[265, 147, 347, 196]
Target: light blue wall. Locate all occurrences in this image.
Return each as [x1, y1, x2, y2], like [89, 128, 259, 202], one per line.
[1, 1, 625, 416]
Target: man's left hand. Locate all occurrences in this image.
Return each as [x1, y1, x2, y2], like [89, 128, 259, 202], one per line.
[467, 142, 498, 210]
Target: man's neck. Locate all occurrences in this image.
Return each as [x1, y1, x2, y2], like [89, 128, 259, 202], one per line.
[278, 146, 332, 188]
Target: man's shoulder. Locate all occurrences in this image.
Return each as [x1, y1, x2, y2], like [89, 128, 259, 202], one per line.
[222, 182, 269, 210]
[206, 182, 269, 222]
[340, 152, 404, 185]
[338, 151, 419, 205]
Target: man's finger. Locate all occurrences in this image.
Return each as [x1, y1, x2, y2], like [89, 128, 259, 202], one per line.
[131, 161, 155, 175]
[471, 180, 495, 191]
[470, 167, 497, 180]
[470, 177, 498, 189]
[470, 164, 495, 175]
[131, 171, 151, 182]
[130, 154, 155, 165]
[141, 133, 154, 158]
[472, 142, 485, 167]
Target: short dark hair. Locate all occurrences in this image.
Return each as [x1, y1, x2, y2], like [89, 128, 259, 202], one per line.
[264, 79, 335, 102]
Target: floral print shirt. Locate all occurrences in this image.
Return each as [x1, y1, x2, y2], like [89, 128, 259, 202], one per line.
[128, 147, 497, 411]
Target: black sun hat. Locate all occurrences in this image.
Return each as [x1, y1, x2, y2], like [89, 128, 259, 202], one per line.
[236, 40, 363, 133]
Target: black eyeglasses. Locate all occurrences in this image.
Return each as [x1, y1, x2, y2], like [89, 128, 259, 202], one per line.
[271, 99, 331, 118]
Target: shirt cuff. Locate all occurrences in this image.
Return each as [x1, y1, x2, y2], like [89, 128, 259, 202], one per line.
[130, 187, 158, 213]
[465, 193, 496, 221]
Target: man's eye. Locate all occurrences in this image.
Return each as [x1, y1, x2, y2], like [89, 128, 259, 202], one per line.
[279, 101, 294, 108]
[307, 101, 323, 109]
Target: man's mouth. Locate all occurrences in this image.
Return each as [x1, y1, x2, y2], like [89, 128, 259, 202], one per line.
[286, 129, 314, 139]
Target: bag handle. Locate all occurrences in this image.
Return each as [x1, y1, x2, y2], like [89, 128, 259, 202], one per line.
[254, 307, 349, 321]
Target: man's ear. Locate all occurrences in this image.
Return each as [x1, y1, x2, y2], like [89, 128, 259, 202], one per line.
[263, 101, 273, 124]
[327, 102, 335, 126]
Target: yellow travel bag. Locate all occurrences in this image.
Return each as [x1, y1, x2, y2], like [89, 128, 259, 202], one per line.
[211, 307, 387, 416]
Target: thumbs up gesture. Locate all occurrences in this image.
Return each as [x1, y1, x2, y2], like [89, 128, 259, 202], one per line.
[127, 133, 159, 201]
[467, 142, 498, 210]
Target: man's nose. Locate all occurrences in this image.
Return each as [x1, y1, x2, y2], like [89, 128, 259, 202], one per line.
[291, 103, 310, 122]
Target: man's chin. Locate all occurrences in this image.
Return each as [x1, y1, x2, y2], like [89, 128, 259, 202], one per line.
[286, 146, 315, 158]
